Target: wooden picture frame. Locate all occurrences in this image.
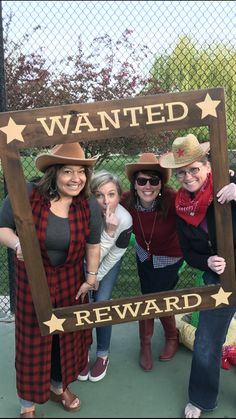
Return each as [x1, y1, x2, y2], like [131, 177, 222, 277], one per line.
[0, 87, 235, 336]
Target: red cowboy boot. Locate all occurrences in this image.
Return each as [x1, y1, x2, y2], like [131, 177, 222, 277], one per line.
[139, 319, 154, 371]
[159, 316, 179, 361]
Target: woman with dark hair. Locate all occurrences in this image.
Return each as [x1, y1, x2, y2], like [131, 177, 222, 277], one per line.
[121, 153, 183, 371]
[0, 142, 102, 418]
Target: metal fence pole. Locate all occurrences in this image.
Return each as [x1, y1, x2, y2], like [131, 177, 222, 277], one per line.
[0, 0, 15, 314]
[0, 1, 6, 111]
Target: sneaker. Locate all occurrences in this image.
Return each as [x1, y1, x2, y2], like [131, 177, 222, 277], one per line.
[88, 357, 109, 382]
[184, 403, 201, 418]
[77, 361, 89, 381]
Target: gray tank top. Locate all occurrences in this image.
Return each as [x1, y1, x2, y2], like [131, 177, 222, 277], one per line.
[45, 211, 70, 266]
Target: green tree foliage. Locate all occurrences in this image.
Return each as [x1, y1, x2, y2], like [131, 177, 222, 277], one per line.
[3, 16, 166, 159]
[150, 36, 236, 145]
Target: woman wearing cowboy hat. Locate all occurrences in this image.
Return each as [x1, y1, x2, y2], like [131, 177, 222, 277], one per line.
[160, 133, 236, 418]
[0, 142, 102, 418]
[121, 153, 183, 372]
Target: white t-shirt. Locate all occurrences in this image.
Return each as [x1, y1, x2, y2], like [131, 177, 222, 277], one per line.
[97, 203, 133, 282]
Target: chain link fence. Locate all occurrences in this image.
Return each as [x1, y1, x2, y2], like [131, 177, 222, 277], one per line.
[0, 1, 236, 317]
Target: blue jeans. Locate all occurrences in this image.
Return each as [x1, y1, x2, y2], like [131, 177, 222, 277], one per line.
[19, 399, 35, 408]
[188, 271, 236, 411]
[90, 259, 122, 357]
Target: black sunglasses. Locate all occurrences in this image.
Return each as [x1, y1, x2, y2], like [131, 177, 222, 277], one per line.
[136, 176, 161, 186]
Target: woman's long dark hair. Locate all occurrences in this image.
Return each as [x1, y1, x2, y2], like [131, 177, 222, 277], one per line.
[34, 164, 92, 200]
[127, 170, 175, 219]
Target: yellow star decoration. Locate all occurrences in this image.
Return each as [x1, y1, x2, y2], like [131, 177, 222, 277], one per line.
[0, 117, 26, 144]
[196, 93, 221, 119]
[43, 314, 66, 333]
[211, 287, 232, 307]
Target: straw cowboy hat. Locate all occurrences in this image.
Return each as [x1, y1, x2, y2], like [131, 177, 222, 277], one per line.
[35, 142, 98, 172]
[125, 153, 171, 184]
[159, 134, 210, 169]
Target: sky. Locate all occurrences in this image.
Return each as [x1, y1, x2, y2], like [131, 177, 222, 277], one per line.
[2, 1, 236, 76]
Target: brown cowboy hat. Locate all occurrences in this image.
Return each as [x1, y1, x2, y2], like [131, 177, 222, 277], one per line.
[35, 142, 98, 173]
[159, 134, 210, 169]
[125, 153, 171, 184]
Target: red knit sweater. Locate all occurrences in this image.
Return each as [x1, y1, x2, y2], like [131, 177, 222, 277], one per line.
[121, 190, 182, 257]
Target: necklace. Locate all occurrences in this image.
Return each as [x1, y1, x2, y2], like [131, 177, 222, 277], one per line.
[137, 210, 157, 259]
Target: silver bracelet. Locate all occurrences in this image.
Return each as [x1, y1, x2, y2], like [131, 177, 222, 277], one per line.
[86, 271, 98, 276]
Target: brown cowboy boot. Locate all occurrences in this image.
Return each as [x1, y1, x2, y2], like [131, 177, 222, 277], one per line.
[159, 316, 179, 361]
[139, 319, 154, 371]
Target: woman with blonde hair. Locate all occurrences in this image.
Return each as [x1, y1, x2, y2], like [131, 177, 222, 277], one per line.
[78, 170, 132, 382]
[160, 134, 236, 418]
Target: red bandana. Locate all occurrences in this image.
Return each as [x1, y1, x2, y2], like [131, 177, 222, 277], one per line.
[175, 172, 213, 227]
